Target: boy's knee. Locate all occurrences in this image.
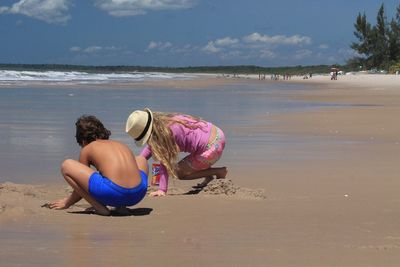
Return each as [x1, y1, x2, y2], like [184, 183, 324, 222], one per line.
[60, 159, 74, 175]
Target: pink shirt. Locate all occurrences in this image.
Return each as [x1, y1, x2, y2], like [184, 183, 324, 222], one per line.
[140, 115, 212, 192]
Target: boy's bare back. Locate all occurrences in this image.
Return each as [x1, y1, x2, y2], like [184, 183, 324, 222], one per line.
[80, 140, 141, 188]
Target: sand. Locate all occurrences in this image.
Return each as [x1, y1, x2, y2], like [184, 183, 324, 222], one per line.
[1, 73, 400, 266]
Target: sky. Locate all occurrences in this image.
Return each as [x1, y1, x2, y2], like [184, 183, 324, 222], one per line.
[0, 0, 399, 67]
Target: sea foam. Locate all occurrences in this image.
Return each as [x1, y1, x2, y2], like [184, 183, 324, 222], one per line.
[0, 70, 194, 85]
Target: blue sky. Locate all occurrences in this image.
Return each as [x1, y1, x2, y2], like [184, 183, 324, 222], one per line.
[0, 0, 399, 67]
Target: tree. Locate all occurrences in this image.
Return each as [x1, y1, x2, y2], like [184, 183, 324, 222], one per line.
[351, 13, 372, 57]
[371, 4, 390, 68]
[350, 4, 400, 70]
[388, 5, 400, 63]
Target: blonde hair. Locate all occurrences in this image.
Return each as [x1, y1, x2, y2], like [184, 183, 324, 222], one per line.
[147, 112, 204, 178]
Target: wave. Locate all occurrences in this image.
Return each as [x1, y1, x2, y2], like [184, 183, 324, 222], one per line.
[0, 70, 195, 85]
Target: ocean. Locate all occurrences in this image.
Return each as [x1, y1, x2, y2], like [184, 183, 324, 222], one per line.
[0, 69, 194, 85]
[0, 70, 328, 184]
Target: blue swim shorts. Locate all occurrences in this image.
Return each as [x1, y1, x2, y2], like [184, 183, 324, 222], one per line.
[88, 170, 148, 207]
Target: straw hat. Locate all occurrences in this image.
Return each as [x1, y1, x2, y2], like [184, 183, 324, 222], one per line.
[125, 108, 153, 146]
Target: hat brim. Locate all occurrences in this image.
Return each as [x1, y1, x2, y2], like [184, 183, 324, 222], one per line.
[134, 108, 153, 147]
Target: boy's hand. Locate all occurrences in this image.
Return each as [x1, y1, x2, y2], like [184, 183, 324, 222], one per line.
[49, 198, 70, 209]
[149, 190, 166, 197]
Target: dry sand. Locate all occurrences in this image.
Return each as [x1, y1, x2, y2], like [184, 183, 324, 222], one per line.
[1, 73, 400, 266]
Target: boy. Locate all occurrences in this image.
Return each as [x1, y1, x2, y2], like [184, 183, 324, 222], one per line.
[50, 115, 148, 215]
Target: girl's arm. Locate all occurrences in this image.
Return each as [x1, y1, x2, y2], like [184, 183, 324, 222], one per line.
[141, 145, 170, 196]
[140, 145, 152, 160]
[149, 164, 169, 197]
[157, 164, 169, 193]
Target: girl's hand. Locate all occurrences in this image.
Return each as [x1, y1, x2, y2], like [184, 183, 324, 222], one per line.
[149, 190, 166, 197]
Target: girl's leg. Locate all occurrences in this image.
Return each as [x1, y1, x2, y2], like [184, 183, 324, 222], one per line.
[60, 159, 110, 216]
[177, 160, 227, 180]
[177, 129, 227, 187]
[177, 161, 227, 189]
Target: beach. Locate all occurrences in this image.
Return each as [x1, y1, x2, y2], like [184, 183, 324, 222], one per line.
[1, 73, 400, 266]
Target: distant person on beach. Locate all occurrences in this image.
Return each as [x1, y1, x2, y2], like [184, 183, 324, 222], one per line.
[125, 108, 227, 197]
[330, 71, 337, 80]
[50, 115, 148, 215]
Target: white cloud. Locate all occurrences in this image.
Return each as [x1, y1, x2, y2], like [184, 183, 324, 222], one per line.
[147, 41, 158, 50]
[200, 33, 311, 60]
[143, 32, 316, 63]
[146, 41, 198, 55]
[70, 46, 81, 52]
[147, 41, 173, 51]
[319, 44, 329, 49]
[84, 46, 103, 53]
[214, 37, 239, 46]
[70, 45, 119, 53]
[0, 0, 71, 24]
[202, 41, 221, 53]
[94, 0, 197, 17]
[201, 37, 239, 54]
[243, 32, 312, 46]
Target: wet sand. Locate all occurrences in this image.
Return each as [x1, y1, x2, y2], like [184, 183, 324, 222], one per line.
[1, 74, 400, 266]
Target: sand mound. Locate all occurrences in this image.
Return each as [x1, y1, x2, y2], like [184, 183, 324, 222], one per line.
[148, 179, 266, 199]
[200, 179, 266, 200]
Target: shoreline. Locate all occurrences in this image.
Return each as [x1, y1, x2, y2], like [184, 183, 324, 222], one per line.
[1, 71, 399, 90]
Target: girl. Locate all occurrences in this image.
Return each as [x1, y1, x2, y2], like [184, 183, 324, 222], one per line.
[126, 108, 227, 197]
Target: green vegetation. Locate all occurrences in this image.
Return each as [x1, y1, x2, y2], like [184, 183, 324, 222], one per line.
[0, 63, 350, 76]
[350, 3, 400, 72]
[389, 61, 400, 73]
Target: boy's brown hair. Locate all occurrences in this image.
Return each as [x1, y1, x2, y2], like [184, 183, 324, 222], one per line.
[75, 115, 111, 146]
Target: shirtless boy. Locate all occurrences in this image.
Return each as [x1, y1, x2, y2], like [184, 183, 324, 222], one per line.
[50, 115, 148, 216]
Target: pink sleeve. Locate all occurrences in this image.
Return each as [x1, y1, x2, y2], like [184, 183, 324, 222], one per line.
[140, 145, 169, 193]
[139, 145, 152, 160]
[158, 164, 169, 193]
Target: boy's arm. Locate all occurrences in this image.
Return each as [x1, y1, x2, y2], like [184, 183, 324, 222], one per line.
[79, 146, 90, 166]
[50, 147, 90, 209]
[50, 190, 82, 210]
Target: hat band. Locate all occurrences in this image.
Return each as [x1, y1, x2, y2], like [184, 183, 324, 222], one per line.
[135, 110, 152, 142]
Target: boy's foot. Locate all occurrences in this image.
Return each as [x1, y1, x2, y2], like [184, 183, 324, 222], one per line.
[85, 207, 96, 213]
[85, 206, 110, 216]
[192, 176, 214, 189]
[114, 206, 131, 216]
